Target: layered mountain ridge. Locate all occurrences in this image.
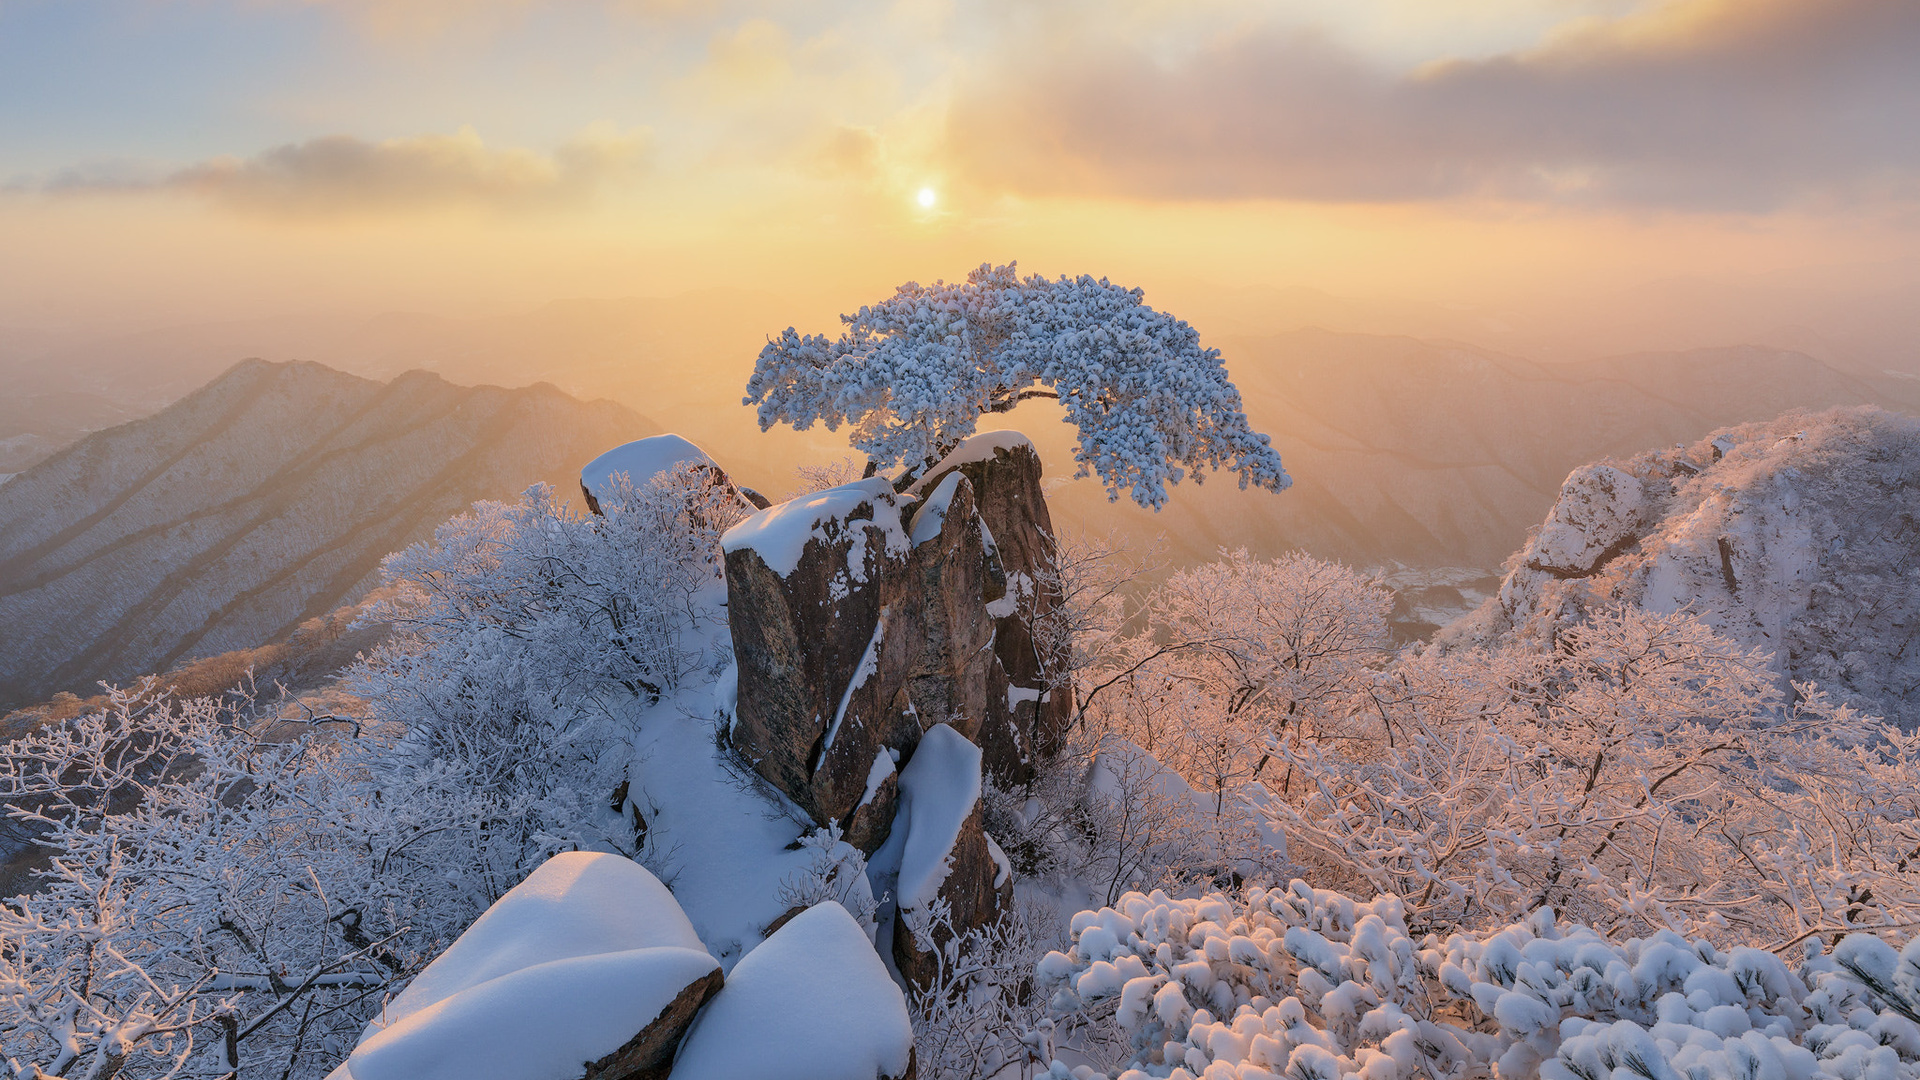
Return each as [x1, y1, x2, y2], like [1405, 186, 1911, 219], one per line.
[0, 359, 656, 709]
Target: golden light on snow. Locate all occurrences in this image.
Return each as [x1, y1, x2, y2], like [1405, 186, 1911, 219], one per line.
[916, 187, 937, 209]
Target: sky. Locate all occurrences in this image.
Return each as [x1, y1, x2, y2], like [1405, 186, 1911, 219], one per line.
[1, 0, 1917, 349]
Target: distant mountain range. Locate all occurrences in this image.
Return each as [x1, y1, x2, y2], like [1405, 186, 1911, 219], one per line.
[1026, 331, 1920, 572]
[0, 359, 655, 709]
[4, 312, 1919, 702]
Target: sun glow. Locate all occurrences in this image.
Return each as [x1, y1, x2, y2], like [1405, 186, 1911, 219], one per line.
[916, 187, 937, 208]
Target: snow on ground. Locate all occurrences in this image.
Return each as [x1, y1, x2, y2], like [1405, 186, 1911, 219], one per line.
[580, 434, 716, 506]
[329, 852, 718, 1080]
[620, 588, 843, 969]
[669, 903, 915, 1080]
[720, 476, 909, 578]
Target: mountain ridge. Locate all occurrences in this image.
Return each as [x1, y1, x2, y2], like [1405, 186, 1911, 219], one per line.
[0, 358, 657, 709]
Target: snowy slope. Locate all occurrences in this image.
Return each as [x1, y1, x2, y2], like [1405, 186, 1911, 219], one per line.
[1449, 407, 1920, 725]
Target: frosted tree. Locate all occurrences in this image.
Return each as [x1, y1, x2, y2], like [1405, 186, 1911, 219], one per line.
[1269, 606, 1920, 945]
[351, 462, 749, 881]
[743, 262, 1290, 508]
[0, 685, 496, 1080]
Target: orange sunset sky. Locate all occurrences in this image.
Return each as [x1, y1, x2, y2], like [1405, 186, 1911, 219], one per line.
[0, 0, 1915, 370]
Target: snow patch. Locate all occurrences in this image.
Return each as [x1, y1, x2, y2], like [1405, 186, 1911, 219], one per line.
[669, 903, 913, 1080]
[365, 852, 702, 1036]
[909, 471, 965, 546]
[343, 947, 716, 1080]
[335, 852, 717, 1080]
[909, 430, 1036, 495]
[894, 724, 984, 911]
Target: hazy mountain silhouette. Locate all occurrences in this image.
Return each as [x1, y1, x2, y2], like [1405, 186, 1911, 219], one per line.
[0, 359, 656, 709]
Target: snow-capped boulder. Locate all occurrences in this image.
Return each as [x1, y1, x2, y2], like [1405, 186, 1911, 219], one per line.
[913, 432, 1073, 784]
[1525, 463, 1647, 577]
[722, 479, 922, 845]
[878, 723, 1012, 989]
[330, 852, 721, 1080]
[1454, 407, 1920, 725]
[580, 434, 718, 514]
[670, 903, 916, 1080]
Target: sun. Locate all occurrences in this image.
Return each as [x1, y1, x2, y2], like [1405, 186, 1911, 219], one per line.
[916, 187, 937, 208]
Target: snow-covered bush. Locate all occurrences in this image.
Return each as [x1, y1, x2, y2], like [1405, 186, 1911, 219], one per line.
[907, 898, 1078, 1080]
[0, 685, 495, 1080]
[351, 463, 747, 881]
[1270, 605, 1920, 945]
[744, 262, 1289, 508]
[1038, 884, 1920, 1080]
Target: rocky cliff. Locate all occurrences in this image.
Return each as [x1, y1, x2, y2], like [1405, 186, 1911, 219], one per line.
[716, 432, 1067, 986]
[0, 359, 656, 709]
[1447, 406, 1920, 726]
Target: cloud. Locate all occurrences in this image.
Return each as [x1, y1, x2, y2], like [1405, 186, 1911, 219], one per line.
[944, 0, 1920, 209]
[44, 127, 650, 216]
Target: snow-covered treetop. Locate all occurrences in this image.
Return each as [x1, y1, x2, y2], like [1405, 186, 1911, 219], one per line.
[743, 262, 1291, 509]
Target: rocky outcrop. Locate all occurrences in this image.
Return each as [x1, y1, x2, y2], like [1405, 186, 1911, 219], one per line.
[910, 433, 1074, 785]
[1449, 407, 1920, 727]
[721, 454, 1038, 852]
[720, 478, 921, 841]
[717, 432, 1072, 973]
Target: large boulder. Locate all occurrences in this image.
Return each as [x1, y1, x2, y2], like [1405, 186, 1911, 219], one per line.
[879, 724, 1014, 991]
[581, 432, 767, 516]
[721, 471, 1009, 852]
[670, 903, 916, 1080]
[721, 479, 922, 843]
[328, 852, 720, 1080]
[912, 432, 1075, 783]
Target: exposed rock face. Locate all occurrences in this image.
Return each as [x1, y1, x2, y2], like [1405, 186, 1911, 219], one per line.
[718, 433, 1075, 976]
[582, 967, 723, 1080]
[721, 463, 1026, 851]
[722, 478, 921, 840]
[911, 433, 1074, 785]
[1450, 407, 1920, 726]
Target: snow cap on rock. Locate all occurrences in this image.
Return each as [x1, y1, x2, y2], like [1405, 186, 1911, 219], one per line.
[581, 434, 716, 509]
[720, 477, 910, 578]
[670, 902, 914, 1080]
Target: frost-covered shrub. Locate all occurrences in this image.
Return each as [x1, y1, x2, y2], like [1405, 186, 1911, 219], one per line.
[1038, 885, 1920, 1080]
[0, 686, 497, 1079]
[352, 463, 747, 877]
[1270, 606, 1920, 946]
[744, 262, 1289, 508]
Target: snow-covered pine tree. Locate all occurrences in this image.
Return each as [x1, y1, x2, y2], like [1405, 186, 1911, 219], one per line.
[742, 262, 1290, 509]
